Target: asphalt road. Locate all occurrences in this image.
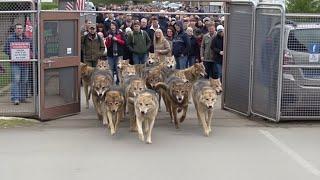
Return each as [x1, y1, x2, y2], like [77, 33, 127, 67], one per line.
[1, 94, 320, 180]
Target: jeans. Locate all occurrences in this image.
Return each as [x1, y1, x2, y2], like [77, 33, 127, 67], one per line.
[132, 53, 147, 65]
[204, 61, 215, 79]
[175, 55, 188, 70]
[11, 63, 29, 102]
[107, 56, 119, 85]
[187, 56, 196, 67]
[214, 62, 222, 80]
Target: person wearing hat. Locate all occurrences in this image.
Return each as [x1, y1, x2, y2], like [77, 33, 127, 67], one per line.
[105, 21, 126, 85]
[81, 23, 105, 67]
[211, 25, 224, 81]
[126, 20, 151, 65]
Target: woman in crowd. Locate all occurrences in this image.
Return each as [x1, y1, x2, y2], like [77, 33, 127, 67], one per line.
[96, 23, 107, 37]
[154, 29, 171, 61]
[165, 26, 175, 51]
[105, 21, 126, 85]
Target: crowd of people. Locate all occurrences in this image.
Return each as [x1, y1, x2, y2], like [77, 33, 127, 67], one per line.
[81, 4, 225, 84]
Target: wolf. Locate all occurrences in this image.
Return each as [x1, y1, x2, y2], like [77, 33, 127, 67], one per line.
[80, 62, 94, 109]
[143, 67, 165, 111]
[155, 76, 192, 129]
[90, 70, 114, 121]
[120, 64, 136, 87]
[96, 59, 110, 70]
[209, 78, 223, 94]
[132, 53, 161, 77]
[125, 76, 147, 131]
[102, 86, 125, 135]
[155, 56, 176, 80]
[130, 90, 159, 144]
[81, 60, 110, 109]
[117, 59, 131, 86]
[192, 79, 217, 136]
[173, 62, 206, 83]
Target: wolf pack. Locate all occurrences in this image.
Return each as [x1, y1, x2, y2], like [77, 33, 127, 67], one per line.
[80, 54, 222, 144]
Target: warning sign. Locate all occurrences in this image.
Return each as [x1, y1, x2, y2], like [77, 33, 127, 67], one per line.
[10, 42, 30, 61]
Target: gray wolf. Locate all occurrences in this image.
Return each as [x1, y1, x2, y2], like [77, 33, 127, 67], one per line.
[209, 78, 223, 94]
[173, 62, 206, 83]
[130, 90, 159, 144]
[125, 76, 147, 131]
[90, 69, 114, 121]
[81, 60, 109, 108]
[192, 79, 217, 136]
[102, 86, 125, 135]
[80, 62, 94, 108]
[155, 76, 192, 128]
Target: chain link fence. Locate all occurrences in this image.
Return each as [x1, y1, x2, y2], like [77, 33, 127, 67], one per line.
[0, 1, 37, 117]
[281, 14, 320, 119]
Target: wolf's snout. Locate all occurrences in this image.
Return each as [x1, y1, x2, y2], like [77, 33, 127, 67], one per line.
[140, 111, 146, 115]
[208, 105, 213, 109]
[112, 109, 116, 113]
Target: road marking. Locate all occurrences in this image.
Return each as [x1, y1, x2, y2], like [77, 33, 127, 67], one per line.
[259, 130, 320, 177]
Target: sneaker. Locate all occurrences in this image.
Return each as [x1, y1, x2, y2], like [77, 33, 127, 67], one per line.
[14, 100, 20, 105]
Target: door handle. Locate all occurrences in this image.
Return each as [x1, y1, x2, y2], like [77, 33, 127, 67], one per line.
[43, 59, 54, 63]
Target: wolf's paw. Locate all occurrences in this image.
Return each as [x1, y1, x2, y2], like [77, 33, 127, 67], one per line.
[139, 134, 145, 141]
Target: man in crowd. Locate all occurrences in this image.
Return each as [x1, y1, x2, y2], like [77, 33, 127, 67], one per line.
[172, 20, 190, 69]
[81, 24, 105, 67]
[3, 23, 33, 105]
[201, 22, 216, 79]
[211, 25, 224, 81]
[126, 20, 151, 64]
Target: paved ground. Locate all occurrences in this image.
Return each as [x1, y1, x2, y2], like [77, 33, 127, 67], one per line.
[1, 92, 320, 180]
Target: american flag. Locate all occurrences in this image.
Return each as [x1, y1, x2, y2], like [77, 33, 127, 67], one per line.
[65, 1, 74, 10]
[76, 0, 85, 10]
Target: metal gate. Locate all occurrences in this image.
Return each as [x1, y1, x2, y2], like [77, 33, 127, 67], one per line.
[251, 3, 285, 121]
[223, 1, 255, 115]
[280, 14, 320, 119]
[0, 0, 38, 117]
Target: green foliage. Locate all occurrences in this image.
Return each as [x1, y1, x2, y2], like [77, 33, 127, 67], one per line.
[91, 0, 127, 6]
[41, 2, 58, 10]
[132, 0, 153, 4]
[286, 0, 320, 13]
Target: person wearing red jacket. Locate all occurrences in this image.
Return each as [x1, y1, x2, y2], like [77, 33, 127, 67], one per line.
[105, 21, 126, 85]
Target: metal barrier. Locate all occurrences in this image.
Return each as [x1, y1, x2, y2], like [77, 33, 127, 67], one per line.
[280, 14, 320, 119]
[223, 1, 255, 115]
[251, 4, 285, 121]
[0, 0, 38, 117]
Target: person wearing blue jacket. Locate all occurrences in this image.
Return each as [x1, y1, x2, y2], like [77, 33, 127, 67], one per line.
[172, 20, 191, 69]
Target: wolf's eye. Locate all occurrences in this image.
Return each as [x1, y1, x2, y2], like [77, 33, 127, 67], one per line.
[139, 88, 143, 90]
[145, 104, 148, 106]
[140, 103, 143, 106]
[181, 91, 184, 93]
[134, 88, 137, 90]
[206, 98, 209, 101]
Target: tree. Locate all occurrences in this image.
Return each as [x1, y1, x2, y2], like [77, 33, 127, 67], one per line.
[91, 0, 127, 6]
[286, 0, 320, 13]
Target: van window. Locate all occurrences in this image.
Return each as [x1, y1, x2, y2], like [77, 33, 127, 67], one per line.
[287, 29, 320, 52]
